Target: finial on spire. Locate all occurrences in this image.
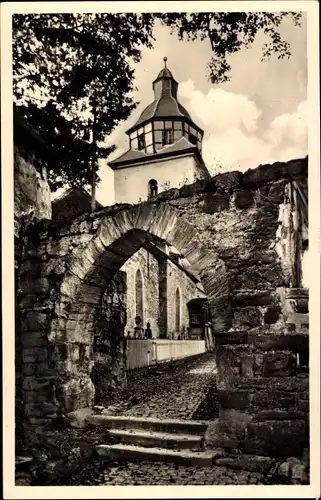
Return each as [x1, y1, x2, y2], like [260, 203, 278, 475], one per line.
[163, 56, 167, 68]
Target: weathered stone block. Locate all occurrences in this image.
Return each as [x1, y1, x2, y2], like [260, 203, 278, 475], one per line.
[234, 307, 262, 328]
[202, 193, 230, 214]
[215, 331, 248, 345]
[215, 454, 275, 473]
[21, 312, 48, 332]
[24, 401, 59, 417]
[233, 290, 272, 307]
[155, 187, 180, 201]
[253, 409, 305, 421]
[264, 305, 281, 324]
[263, 352, 297, 377]
[19, 277, 50, 295]
[207, 171, 243, 193]
[22, 361, 54, 377]
[248, 333, 309, 353]
[22, 347, 48, 363]
[298, 400, 309, 412]
[245, 419, 306, 457]
[234, 188, 253, 209]
[22, 375, 53, 391]
[21, 332, 47, 348]
[70, 344, 80, 362]
[268, 180, 286, 203]
[240, 354, 254, 377]
[251, 390, 297, 410]
[205, 410, 252, 449]
[219, 390, 251, 410]
[179, 180, 206, 197]
[234, 375, 308, 392]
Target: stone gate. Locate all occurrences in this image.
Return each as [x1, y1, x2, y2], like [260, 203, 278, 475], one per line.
[14, 120, 308, 458]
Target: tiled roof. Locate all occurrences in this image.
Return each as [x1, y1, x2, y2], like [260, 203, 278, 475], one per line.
[109, 136, 198, 169]
[132, 97, 192, 130]
[127, 60, 198, 134]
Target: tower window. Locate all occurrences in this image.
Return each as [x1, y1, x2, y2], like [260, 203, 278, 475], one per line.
[148, 179, 158, 200]
[138, 133, 145, 151]
[162, 129, 173, 146]
[189, 133, 197, 146]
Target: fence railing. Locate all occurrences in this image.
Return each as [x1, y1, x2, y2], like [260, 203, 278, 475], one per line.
[125, 339, 206, 371]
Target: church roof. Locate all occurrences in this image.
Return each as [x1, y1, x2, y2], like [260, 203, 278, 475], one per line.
[131, 99, 193, 131]
[126, 58, 200, 135]
[109, 136, 200, 170]
[154, 66, 177, 82]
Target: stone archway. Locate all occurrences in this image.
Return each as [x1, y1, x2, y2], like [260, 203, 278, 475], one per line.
[49, 202, 230, 413]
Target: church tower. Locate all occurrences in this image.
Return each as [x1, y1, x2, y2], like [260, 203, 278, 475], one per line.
[109, 58, 210, 204]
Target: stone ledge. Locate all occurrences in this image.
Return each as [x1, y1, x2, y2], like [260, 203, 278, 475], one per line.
[248, 333, 309, 352]
[214, 454, 275, 474]
[215, 331, 249, 345]
[233, 375, 309, 392]
[232, 290, 272, 307]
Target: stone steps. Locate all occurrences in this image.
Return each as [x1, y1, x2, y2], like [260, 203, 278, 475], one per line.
[89, 414, 208, 435]
[107, 428, 203, 450]
[91, 413, 219, 466]
[96, 443, 220, 466]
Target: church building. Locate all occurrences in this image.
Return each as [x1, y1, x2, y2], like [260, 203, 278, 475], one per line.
[52, 59, 211, 346]
[110, 59, 211, 342]
[109, 57, 210, 204]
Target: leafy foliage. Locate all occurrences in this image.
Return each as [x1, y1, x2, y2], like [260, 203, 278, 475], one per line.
[13, 13, 155, 190]
[13, 12, 301, 191]
[16, 101, 115, 190]
[157, 12, 302, 83]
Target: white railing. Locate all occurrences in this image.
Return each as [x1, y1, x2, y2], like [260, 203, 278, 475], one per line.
[125, 339, 206, 371]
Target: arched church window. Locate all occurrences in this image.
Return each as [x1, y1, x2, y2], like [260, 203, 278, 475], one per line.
[135, 269, 144, 324]
[148, 179, 158, 200]
[175, 288, 181, 333]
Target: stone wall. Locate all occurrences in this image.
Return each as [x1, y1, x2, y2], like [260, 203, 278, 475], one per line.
[121, 248, 160, 337]
[93, 271, 127, 405]
[121, 246, 206, 339]
[14, 138, 52, 453]
[16, 156, 308, 460]
[167, 259, 206, 339]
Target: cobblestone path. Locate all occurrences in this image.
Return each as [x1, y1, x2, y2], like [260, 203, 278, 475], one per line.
[104, 352, 218, 420]
[75, 459, 270, 486]
[65, 353, 276, 486]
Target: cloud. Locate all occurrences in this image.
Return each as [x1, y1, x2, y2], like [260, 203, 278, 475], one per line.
[91, 80, 307, 205]
[178, 80, 308, 174]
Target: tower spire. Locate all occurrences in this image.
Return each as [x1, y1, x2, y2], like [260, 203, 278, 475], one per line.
[163, 56, 167, 68]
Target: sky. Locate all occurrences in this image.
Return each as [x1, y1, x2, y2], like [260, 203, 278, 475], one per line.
[53, 14, 308, 206]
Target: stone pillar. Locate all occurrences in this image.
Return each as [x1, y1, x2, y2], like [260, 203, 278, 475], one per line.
[92, 271, 127, 405]
[207, 286, 309, 458]
[158, 259, 168, 338]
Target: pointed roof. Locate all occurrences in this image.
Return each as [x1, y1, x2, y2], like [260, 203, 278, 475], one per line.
[126, 57, 201, 135]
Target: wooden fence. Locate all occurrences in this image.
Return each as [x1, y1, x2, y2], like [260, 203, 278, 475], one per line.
[125, 339, 206, 370]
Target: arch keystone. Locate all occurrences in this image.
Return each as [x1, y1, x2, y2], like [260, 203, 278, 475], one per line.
[131, 202, 158, 233]
[98, 218, 124, 247]
[149, 204, 181, 241]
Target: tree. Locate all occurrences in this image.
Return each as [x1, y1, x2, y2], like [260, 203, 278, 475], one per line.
[157, 12, 302, 84]
[13, 12, 301, 204]
[13, 13, 155, 207]
[15, 101, 115, 190]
